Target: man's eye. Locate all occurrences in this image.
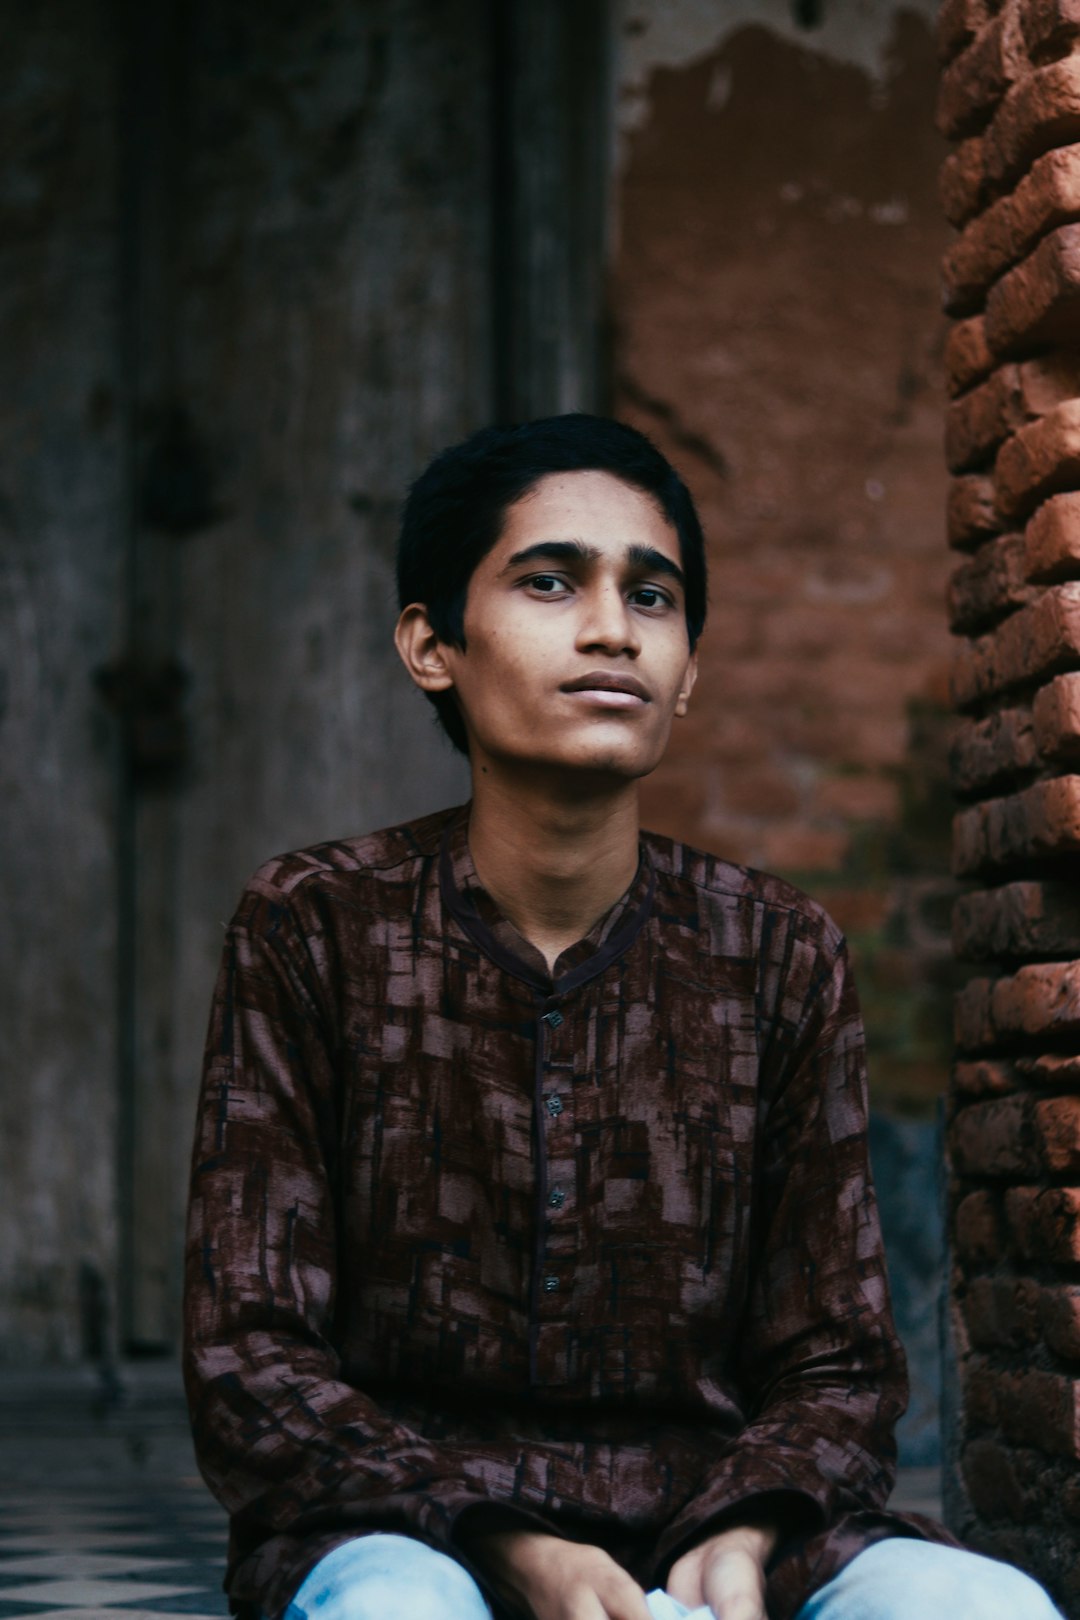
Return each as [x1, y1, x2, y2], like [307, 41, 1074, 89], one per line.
[631, 587, 671, 609]
[527, 574, 568, 594]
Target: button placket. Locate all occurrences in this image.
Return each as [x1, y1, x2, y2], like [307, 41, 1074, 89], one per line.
[536, 998, 575, 1309]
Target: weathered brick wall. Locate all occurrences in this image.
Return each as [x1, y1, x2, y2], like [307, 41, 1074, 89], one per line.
[939, 0, 1080, 1606]
[613, 7, 955, 1115]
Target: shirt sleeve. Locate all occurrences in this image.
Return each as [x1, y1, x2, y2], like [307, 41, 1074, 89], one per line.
[182, 878, 543, 1584]
[653, 928, 909, 1574]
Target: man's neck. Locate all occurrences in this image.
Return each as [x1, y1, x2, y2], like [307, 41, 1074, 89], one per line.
[466, 766, 641, 974]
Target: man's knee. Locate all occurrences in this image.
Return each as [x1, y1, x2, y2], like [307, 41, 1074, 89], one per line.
[286, 1532, 492, 1620]
[799, 1539, 1062, 1620]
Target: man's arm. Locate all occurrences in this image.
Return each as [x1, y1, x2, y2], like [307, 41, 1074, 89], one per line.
[653, 929, 907, 1596]
[183, 881, 545, 1578]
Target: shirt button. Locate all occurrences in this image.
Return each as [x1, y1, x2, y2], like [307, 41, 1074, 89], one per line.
[543, 1274, 560, 1293]
[542, 1009, 564, 1029]
[548, 1185, 566, 1208]
[545, 1094, 563, 1117]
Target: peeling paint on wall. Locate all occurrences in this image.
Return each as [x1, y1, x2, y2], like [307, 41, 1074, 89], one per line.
[617, 0, 941, 142]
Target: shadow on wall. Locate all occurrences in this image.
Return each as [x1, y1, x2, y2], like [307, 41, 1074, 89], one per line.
[870, 1110, 944, 1467]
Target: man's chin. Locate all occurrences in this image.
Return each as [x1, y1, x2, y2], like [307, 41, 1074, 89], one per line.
[474, 725, 670, 785]
[563, 728, 669, 781]
[510, 745, 663, 784]
[579, 751, 661, 782]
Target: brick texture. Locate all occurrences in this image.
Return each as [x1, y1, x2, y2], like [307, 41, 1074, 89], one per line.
[938, 0, 995, 68]
[937, 5, 1028, 142]
[987, 58, 1080, 189]
[1033, 669, 1080, 752]
[994, 397, 1080, 516]
[946, 314, 996, 394]
[954, 1055, 1020, 1095]
[948, 531, 1035, 630]
[1040, 1285, 1080, 1358]
[986, 224, 1080, 353]
[962, 1436, 1032, 1519]
[948, 471, 1001, 548]
[1024, 489, 1080, 577]
[1018, 1050, 1080, 1085]
[942, 131, 994, 225]
[950, 705, 1037, 794]
[949, 581, 1080, 706]
[952, 773, 1080, 872]
[949, 1092, 1033, 1172]
[941, 10, 1080, 1604]
[943, 145, 1080, 312]
[955, 959, 1080, 1046]
[1022, 0, 1080, 63]
[951, 1091, 1080, 1175]
[962, 1275, 1041, 1348]
[946, 353, 1080, 472]
[953, 878, 1080, 957]
[1006, 1186, 1080, 1261]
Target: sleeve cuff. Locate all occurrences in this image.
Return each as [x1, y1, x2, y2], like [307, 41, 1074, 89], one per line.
[653, 1486, 826, 1583]
[451, 1500, 562, 1545]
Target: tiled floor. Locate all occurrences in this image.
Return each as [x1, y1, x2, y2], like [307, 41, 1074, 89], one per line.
[0, 1373, 229, 1620]
[0, 1484, 229, 1620]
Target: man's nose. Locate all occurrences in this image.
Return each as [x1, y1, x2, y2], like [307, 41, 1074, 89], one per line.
[576, 584, 641, 655]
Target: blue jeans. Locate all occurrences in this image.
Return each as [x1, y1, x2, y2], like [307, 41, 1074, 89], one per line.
[284, 1531, 1063, 1620]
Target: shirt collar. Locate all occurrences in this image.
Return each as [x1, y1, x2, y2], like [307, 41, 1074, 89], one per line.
[438, 804, 656, 995]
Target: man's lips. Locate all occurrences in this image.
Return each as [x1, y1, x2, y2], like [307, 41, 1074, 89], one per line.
[560, 671, 652, 701]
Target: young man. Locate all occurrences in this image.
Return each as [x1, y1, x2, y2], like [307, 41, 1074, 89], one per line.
[184, 416, 1060, 1620]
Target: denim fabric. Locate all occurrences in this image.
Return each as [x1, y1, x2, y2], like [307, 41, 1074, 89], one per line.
[284, 1532, 1062, 1620]
[284, 1535, 492, 1620]
[793, 1538, 1062, 1620]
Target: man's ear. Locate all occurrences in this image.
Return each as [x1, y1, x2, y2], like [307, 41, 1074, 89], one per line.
[393, 603, 457, 694]
[674, 648, 699, 718]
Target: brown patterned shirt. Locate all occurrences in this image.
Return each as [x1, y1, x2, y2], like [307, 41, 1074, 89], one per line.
[183, 805, 948, 1620]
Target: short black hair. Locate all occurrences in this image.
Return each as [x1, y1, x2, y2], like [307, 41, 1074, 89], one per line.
[396, 413, 709, 754]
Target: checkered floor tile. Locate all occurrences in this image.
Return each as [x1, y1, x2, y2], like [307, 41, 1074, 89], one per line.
[0, 1486, 229, 1619]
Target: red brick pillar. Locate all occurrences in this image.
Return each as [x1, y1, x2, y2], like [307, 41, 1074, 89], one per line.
[940, 2, 1080, 1609]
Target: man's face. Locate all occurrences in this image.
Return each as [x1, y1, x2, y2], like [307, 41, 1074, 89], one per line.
[442, 470, 698, 782]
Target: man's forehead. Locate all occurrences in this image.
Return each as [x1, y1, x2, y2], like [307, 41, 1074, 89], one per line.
[492, 471, 681, 561]
[506, 467, 665, 515]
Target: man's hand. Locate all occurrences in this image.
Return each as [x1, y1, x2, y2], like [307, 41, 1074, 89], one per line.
[666, 1522, 778, 1620]
[468, 1528, 652, 1620]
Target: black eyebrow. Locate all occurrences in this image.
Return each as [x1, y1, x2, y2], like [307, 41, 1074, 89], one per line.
[626, 543, 685, 589]
[500, 540, 600, 572]
[501, 538, 685, 590]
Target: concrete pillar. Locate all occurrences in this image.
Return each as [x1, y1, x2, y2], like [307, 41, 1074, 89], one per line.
[0, 0, 127, 1365]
